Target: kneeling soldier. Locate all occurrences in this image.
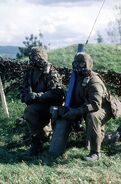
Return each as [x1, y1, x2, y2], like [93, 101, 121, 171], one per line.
[20, 47, 64, 156]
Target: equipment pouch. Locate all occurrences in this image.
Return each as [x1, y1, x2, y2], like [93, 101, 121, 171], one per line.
[106, 94, 121, 119]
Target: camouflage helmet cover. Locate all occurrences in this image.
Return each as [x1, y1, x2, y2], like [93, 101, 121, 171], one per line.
[73, 53, 93, 70]
[29, 47, 48, 61]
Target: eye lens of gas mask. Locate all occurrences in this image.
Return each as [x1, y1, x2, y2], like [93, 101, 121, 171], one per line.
[72, 60, 90, 76]
[72, 61, 86, 71]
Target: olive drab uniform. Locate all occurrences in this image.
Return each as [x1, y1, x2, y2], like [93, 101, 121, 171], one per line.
[50, 52, 113, 160]
[72, 71, 112, 154]
[71, 53, 113, 159]
[20, 47, 64, 156]
[70, 53, 113, 158]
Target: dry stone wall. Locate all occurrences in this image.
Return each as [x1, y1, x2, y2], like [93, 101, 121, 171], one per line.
[0, 58, 121, 96]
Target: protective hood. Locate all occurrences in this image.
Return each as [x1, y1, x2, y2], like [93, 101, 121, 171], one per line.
[73, 53, 93, 71]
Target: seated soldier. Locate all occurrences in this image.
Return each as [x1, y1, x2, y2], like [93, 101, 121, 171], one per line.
[20, 47, 64, 156]
[50, 52, 113, 161]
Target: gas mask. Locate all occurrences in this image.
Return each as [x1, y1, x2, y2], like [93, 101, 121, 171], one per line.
[72, 60, 90, 77]
[72, 53, 93, 77]
[29, 57, 47, 68]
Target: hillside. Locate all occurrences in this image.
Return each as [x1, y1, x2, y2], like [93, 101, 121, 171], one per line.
[0, 44, 121, 183]
[0, 46, 19, 58]
[0, 44, 121, 73]
[49, 44, 121, 73]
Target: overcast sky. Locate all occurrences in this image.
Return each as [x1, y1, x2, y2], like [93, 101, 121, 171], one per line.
[0, 0, 120, 48]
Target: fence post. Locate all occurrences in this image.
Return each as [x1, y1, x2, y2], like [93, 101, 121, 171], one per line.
[0, 76, 9, 118]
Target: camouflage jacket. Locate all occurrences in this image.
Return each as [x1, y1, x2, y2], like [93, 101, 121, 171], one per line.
[72, 71, 110, 113]
[20, 63, 64, 105]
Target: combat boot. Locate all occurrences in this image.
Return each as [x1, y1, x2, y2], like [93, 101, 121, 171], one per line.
[24, 135, 43, 157]
[83, 152, 101, 161]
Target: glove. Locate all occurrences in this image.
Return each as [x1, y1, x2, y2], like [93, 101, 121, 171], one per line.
[62, 108, 83, 121]
[50, 106, 68, 122]
[58, 106, 69, 117]
[25, 92, 38, 104]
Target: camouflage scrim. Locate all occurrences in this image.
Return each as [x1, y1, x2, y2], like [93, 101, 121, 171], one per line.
[46, 65, 62, 90]
[20, 62, 63, 105]
[29, 47, 48, 69]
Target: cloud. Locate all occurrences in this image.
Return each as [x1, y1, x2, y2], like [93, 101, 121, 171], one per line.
[0, 0, 119, 47]
[26, 0, 98, 5]
[25, 0, 121, 7]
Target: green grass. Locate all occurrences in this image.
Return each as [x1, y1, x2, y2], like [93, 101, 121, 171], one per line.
[0, 43, 121, 183]
[18, 43, 121, 72]
[49, 44, 121, 73]
[0, 149, 121, 184]
[0, 96, 121, 184]
[48, 45, 77, 68]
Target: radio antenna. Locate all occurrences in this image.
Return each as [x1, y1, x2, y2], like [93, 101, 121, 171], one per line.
[85, 0, 106, 45]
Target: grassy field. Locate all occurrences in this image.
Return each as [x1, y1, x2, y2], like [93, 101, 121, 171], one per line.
[0, 97, 121, 183]
[0, 43, 121, 183]
[49, 44, 121, 73]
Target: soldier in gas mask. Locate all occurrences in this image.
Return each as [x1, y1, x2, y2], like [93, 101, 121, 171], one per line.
[20, 47, 64, 156]
[51, 52, 112, 161]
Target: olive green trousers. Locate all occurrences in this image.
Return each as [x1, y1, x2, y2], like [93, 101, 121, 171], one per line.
[24, 103, 51, 138]
[85, 108, 111, 153]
